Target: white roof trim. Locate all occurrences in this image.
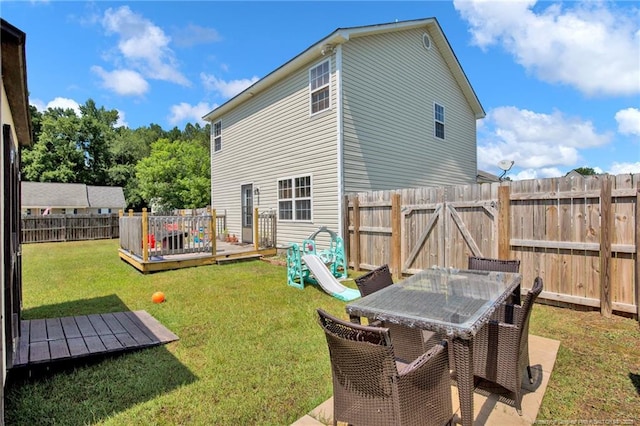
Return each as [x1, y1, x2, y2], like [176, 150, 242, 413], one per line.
[203, 17, 484, 122]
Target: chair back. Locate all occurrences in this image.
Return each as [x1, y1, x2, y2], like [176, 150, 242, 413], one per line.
[519, 277, 543, 329]
[317, 309, 398, 398]
[355, 264, 393, 297]
[468, 256, 520, 273]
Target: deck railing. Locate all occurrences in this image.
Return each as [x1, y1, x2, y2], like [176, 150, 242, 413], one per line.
[258, 210, 276, 248]
[119, 208, 275, 260]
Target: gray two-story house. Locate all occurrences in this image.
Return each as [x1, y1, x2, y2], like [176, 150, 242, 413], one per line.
[203, 18, 485, 246]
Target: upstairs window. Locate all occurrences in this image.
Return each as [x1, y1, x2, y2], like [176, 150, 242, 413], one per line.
[309, 60, 330, 114]
[278, 175, 312, 221]
[213, 121, 222, 152]
[434, 103, 445, 140]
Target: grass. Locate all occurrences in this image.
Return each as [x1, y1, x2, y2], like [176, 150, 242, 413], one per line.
[5, 239, 640, 424]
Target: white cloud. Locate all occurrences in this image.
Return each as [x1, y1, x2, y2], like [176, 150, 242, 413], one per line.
[511, 167, 563, 180]
[101, 6, 190, 87]
[91, 66, 149, 96]
[30, 99, 46, 112]
[615, 108, 640, 136]
[172, 24, 221, 48]
[115, 109, 128, 128]
[168, 102, 217, 125]
[453, 0, 640, 96]
[43, 97, 82, 116]
[477, 106, 612, 172]
[201, 73, 259, 99]
[608, 162, 640, 175]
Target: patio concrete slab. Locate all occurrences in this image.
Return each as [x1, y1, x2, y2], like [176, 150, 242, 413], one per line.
[292, 334, 560, 426]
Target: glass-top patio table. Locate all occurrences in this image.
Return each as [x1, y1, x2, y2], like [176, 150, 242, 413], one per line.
[346, 267, 522, 426]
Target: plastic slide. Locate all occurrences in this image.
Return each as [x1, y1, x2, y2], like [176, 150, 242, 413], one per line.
[301, 254, 360, 302]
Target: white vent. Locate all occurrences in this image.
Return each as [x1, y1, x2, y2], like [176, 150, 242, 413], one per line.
[422, 33, 432, 51]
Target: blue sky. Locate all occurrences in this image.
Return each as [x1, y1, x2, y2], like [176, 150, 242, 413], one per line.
[3, 0, 639, 179]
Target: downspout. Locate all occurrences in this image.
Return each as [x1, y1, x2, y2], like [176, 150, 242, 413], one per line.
[335, 44, 344, 239]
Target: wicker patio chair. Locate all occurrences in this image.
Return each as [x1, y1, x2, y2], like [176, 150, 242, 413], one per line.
[468, 256, 521, 305]
[472, 276, 543, 415]
[355, 265, 440, 363]
[317, 308, 453, 426]
[468, 256, 521, 273]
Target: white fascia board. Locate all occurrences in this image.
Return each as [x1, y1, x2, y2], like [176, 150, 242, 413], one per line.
[202, 32, 349, 122]
[200, 20, 438, 122]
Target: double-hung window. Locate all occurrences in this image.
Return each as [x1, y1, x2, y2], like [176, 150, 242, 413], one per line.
[309, 60, 330, 114]
[278, 175, 312, 221]
[434, 103, 445, 140]
[213, 121, 222, 152]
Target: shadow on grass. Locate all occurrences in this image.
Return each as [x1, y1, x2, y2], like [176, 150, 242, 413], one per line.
[630, 373, 640, 396]
[6, 295, 197, 425]
[21, 294, 132, 319]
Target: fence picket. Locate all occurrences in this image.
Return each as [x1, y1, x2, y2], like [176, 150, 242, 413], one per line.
[344, 173, 639, 318]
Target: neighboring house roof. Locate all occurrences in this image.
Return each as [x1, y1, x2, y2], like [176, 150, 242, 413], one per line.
[21, 182, 126, 209]
[477, 170, 500, 183]
[203, 17, 485, 123]
[1, 18, 32, 147]
[87, 185, 127, 208]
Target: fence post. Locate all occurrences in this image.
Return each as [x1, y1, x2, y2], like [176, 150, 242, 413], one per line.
[498, 185, 511, 259]
[635, 182, 639, 324]
[210, 208, 216, 256]
[353, 196, 360, 272]
[342, 195, 350, 270]
[128, 209, 133, 217]
[253, 207, 259, 251]
[142, 208, 149, 262]
[391, 193, 402, 280]
[600, 175, 612, 318]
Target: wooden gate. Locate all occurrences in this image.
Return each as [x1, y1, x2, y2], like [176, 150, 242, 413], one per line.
[400, 199, 498, 274]
[346, 184, 500, 276]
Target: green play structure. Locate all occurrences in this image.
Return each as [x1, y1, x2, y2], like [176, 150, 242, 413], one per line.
[286, 226, 348, 289]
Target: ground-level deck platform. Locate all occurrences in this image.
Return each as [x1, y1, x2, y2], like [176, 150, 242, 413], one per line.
[118, 241, 277, 273]
[12, 310, 178, 368]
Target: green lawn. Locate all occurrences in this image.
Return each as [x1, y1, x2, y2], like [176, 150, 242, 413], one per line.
[5, 239, 640, 424]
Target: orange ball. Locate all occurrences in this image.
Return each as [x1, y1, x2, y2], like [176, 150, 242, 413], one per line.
[152, 291, 165, 303]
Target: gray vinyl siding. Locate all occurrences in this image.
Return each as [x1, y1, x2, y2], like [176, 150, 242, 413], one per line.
[341, 27, 477, 193]
[210, 56, 339, 246]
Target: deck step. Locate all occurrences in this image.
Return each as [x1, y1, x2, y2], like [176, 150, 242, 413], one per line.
[216, 254, 263, 264]
[12, 310, 178, 368]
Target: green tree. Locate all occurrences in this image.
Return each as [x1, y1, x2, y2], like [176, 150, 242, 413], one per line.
[29, 104, 42, 142]
[22, 99, 118, 186]
[77, 99, 118, 185]
[136, 138, 211, 211]
[22, 107, 86, 182]
[568, 167, 597, 176]
[181, 122, 211, 152]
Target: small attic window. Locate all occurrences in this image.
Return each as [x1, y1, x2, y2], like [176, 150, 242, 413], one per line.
[422, 33, 432, 51]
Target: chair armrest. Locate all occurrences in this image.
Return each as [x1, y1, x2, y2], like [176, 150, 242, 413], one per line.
[398, 341, 447, 377]
[490, 303, 524, 325]
[368, 319, 383, 327]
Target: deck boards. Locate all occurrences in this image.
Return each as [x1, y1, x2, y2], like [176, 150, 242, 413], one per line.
[12, 310, 178, 368]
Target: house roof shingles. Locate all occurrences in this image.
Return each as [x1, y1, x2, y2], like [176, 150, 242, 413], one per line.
[87, 185, 126, 209]
[21, 182, 126, 209]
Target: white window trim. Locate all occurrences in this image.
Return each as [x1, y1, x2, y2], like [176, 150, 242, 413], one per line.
[434, 102, 445, 140]
[276, 174, 313, 222]
[213, 120, 222, 152]
[309, 59, 331, 116]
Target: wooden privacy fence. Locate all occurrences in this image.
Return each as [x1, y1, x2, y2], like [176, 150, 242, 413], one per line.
[344, 173, 639, 319]
[21, 214, 119, 243]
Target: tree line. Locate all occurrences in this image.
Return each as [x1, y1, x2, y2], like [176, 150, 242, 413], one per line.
[23, 99, 211, 212]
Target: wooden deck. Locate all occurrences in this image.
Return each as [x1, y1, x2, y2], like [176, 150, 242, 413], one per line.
[12, 310, 179, 368]
[119, 241, 277, 273]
